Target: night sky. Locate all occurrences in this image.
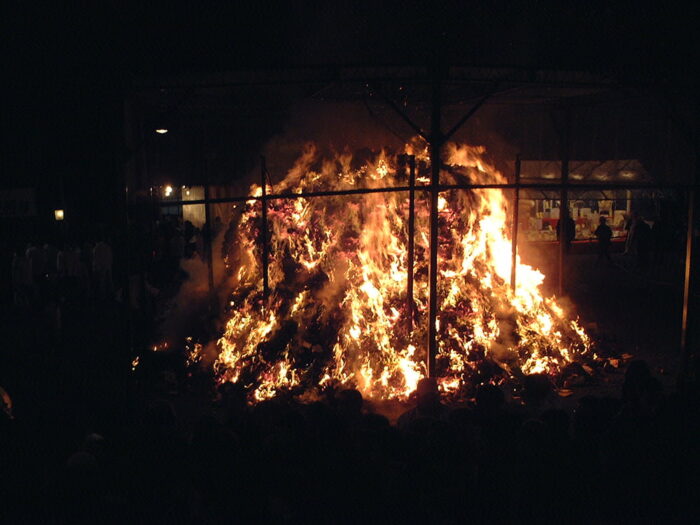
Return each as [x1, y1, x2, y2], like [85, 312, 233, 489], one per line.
[3, 2, 697, 226]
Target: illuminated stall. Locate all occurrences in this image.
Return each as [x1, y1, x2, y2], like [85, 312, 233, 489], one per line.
[518, 159, 661, 245]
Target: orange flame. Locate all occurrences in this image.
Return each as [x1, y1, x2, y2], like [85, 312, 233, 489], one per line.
[200, 141, 591, 402]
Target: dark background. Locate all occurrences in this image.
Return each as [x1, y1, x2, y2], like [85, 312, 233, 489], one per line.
[1, 6, 698, 522]
[3, 1, 698, 230]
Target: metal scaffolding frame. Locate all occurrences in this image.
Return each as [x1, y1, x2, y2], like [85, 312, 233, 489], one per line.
[130, 65, 698, 381]
[155, 169, 698, 378]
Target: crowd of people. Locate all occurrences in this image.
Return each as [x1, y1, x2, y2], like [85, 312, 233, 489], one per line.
[558, 210, 681, 272]
[2, 357, 698, 523]
[10, 239, 114, 311]
[2, 212, 695, 523]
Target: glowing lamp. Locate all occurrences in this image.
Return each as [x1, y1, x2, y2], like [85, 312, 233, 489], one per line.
[164, 185, 173, 197]
[155, 128, 169, 134]
[54, 209, 65, 221]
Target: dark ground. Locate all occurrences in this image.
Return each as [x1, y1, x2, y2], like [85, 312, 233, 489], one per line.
[1, 246, 698, 522]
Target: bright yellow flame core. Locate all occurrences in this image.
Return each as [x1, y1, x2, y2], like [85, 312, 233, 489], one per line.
[207, 142, 591, 402]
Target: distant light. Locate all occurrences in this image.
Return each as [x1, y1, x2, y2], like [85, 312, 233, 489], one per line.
[54, 209, 65, 221]
[155, 128, 169, 134]
[620, 171, 636, 179]
[571, 173, 584, 180]
[542, 172, 556, 179]
[164, 185, 173, 197]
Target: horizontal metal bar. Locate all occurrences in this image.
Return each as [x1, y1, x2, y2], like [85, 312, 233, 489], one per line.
[444, 88, 495, 141]
[132, 64, 634, 91]
[160, 185, 412, 206]
[158, 182, 700, 206]
[439, 182, 700, 191]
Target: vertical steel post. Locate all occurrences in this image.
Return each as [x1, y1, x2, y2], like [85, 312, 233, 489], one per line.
[680, 188, 696, 381]
[427, 76, 442, 377]
[122, 97, 136, 355]
[511, 154, 521, 290]
[200, 128, 216, 311]
[260, 155, 270, 299]
[203, 181, 216, 310]
[407, 155, 416, 332]
[558, 108, 571, 297]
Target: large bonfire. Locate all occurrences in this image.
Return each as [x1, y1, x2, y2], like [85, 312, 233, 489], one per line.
[190, 141, 592, 402]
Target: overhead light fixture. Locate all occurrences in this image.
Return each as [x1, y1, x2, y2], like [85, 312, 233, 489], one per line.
[54, 209, 65, 221]
[155, 128, 169, 134]
[164, 185, 173, 197]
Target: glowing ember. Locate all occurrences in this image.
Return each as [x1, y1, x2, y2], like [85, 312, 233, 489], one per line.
[195, 141, 592, 402]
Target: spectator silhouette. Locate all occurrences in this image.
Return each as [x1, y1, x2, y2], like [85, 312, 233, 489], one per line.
[556, 213, 576, 253]
[335, 388, 364, 425]
[594, 216, 613, 265]
[93, 239, 113, 300]
[623, 211, 637, 255]
[634, 217, 652, 269]
[397, 377, 448, 430]
[622, 360, 652, 405]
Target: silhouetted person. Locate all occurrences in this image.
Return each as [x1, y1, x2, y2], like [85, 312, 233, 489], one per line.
[43, 243, 58, 277]
[93, 239, 113, 300]
[397, 377, 448, 430]
[217, 381, 248, 429]
[652, 216, 672, 270]
[594, 216, 613, 265]
[11, 247, 32, 309]
[623, 211, 637, 255]
[336, 388, 363, 424]
[26, 242, 45, 283]
[521, 373, 555, 418]
[57, 243, 80, 293]
[212, 215, 224, 237]
[556, 214, 576, 253]
[634, 217, 652, 269]
[622, 360, 652, 405]
[475, 383, 505, 421]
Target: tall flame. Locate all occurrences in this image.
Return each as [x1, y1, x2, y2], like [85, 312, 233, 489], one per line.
[204, 141, 591, 402]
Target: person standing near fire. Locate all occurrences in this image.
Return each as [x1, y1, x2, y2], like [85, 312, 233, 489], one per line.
[623, 211, 637, 255]
[93, 239, 113, 300]
[556, 213, 576, 253]
[594, 216, 613, 265]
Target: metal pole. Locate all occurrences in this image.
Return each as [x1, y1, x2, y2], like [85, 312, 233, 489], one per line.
[427, 76, 442, 378]
[511, 154, 521, 290]
[371, 84, 429, 141]
[443, 89, 496, 141]
[407, 155, 416, 332]
[558, 107, 571, 297]
[260, 155, 270, 299]
[122, 97, 136, 356]
[203, 181, 216, 310]
[680, 188, 696, 381]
